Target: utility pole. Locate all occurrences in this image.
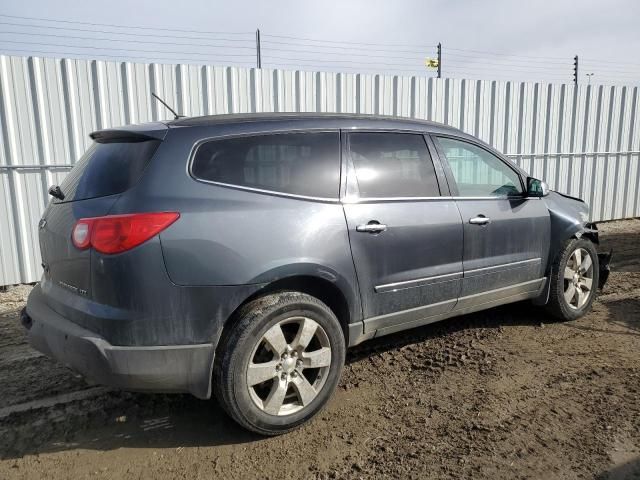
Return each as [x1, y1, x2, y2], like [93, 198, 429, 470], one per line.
[573, 55, 579, 85]
[437, 42, 442, 79]
[256, 29, 262, 69]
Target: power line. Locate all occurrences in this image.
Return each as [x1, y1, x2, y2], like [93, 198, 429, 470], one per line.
[444, 51, 571, 66]
[0, 13, 253, 36]
[0, 30, 256, 50]
[0, 18, 632, 84]
[443, 60, 572, 73]
[444, 46, 569, 61]
[262, 33, 435, 49]
[262, 39, 435, 56]
[444, 60, 572, 72]
[447, 62, 570, 75]
[0, 20, 254, 43]
[263, 54, 428, 69]
[261, 45, 429, 61]
[0, 39, 255, 58]
[581, 58, 640, 68]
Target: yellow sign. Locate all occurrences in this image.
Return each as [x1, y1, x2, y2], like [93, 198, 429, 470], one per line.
[425, 58, 439, 68]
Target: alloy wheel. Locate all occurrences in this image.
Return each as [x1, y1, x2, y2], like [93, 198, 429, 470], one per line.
[246, 317, 332, 416]
[563, 247, 594, 309]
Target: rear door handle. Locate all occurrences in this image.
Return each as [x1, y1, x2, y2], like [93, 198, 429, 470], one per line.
[469, 216, 491, 225]
[356, 222, 387, 234]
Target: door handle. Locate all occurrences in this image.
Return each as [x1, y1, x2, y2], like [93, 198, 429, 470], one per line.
[469, 216, 491, 225]
[356, 222, 387, 234]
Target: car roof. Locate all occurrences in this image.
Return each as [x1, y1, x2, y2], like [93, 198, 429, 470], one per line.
[167, 112, 462, 135]
[163, 112, 529, 175]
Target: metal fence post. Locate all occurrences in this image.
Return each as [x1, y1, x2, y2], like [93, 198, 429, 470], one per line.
[256, 29, 262, 69]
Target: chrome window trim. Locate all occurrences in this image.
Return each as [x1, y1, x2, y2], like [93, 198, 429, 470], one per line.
[453, 196, 537, 201]
[187, 128, 341, 203]
[341, 195, 537, 204]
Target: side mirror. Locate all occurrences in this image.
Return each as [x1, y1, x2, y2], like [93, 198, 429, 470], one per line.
[527, 177, 549, 197]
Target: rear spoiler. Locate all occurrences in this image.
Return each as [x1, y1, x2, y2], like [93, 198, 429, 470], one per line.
[90, 123, 168, 143]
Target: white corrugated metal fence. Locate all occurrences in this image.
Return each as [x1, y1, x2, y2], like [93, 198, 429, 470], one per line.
[1, 55, 639, 285]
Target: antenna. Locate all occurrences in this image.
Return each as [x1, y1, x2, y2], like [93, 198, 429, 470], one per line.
[151, 92, 180, 120]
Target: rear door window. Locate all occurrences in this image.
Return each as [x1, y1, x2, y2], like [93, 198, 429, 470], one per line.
[57, 139, 161, 202]
[191, 132, 340, 198]
[347, 132, 440, 198]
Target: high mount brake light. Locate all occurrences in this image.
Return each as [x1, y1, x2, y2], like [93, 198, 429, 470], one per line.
[71, 212, 179, 254]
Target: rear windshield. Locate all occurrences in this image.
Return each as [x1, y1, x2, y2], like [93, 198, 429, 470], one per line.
[55, 139, 161, 202]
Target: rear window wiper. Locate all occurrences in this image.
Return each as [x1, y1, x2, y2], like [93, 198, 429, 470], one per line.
[48, 185, 65, 200]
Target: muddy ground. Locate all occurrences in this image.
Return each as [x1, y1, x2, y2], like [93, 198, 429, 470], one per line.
[0, 220, 638, 479]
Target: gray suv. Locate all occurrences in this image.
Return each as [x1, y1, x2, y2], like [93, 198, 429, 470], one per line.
[23, 113, 610, 435]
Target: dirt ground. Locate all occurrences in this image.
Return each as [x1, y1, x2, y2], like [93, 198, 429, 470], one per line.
[0, 219, 638, 480]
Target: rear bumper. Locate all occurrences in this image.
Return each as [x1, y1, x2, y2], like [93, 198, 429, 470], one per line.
[24, 285, 215, 399]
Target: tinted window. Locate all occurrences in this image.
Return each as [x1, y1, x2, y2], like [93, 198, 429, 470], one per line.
[57, 139, 161, 202]
[348, 133, 440, 198]
[435, 137, 523, 197]
[191, 132, 340, 198]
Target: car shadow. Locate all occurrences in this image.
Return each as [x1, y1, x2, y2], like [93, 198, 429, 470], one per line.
[564, 297, 640, 337]
[596, 456, 640, 480]
[345, 300, 548, 363]
[599, 230, 640, 273]
[1, 392, 260, 459]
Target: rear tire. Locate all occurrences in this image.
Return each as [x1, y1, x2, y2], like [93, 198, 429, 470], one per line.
[546, 238, 599, 321]
[213, 291, 345, 435]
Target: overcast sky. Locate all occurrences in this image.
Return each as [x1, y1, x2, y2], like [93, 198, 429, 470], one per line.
[1, 0, 638, 84]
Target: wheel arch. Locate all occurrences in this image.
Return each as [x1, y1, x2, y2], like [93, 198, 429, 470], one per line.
[217, 274, 359, 355]
[536, 224, 600, 306]
[546, 210, 599, 275]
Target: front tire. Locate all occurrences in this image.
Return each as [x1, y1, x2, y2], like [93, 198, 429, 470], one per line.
[213, 291, 346, 435]
[546, 238, 599, 321]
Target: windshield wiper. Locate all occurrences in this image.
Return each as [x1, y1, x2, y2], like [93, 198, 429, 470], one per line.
[48, 185, 65, 200]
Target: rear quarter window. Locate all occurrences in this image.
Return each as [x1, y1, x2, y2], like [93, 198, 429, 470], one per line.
[57, 139, 161, 202]
[191, 132, 340, 199]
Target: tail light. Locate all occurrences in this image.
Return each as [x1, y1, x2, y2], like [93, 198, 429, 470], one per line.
[72, 212, 179, 254]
